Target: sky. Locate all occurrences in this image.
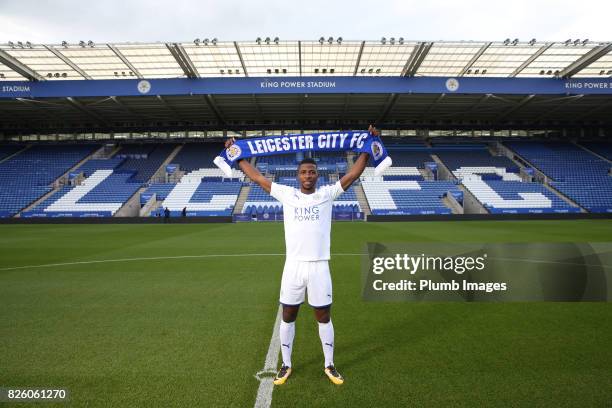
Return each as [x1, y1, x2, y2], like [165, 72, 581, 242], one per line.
[0, 0, 609, 44]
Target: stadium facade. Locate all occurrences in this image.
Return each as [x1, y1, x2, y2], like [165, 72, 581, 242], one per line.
[0, 39, 610, 219]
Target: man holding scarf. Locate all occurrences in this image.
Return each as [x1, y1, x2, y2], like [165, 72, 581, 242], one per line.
[223, 125, 381, 386]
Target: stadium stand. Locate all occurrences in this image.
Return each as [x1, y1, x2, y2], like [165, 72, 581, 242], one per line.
[170, 143, 220, 173]
[435, 148, 521, 181]
[579, 142, 612, 161]
[141, 145, 245, 216]
[22, 144, 181, 217]
[116, 144, 177, 182]
[462, 179, 580, 213]
[362, 180, 458, 215]
[0, 145, 24, 161]
[1, 140, 610, 219]
[155, 170, 242, 216]
[0, 144, 98, 217]
[506, 141, 612, 212]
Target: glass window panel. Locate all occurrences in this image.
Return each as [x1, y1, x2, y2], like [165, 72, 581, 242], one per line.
[517, 43, 597, 77]
[2, 45, 82, 79]
[574, 53, 612, 77]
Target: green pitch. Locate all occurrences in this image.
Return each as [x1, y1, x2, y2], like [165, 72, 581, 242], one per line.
[1, 220, 610, 407]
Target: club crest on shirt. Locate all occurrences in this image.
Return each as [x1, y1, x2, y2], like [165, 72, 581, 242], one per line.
[226, 144, 242, 161]
[371, 141, 383, 160]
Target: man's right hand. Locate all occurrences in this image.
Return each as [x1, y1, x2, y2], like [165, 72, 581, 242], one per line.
[224, 137, 236, 149]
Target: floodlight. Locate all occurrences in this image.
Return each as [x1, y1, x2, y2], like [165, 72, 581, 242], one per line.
[25, 41, 32, 48]
[319, 37, 325, 44]
[528, 38, 536, 46]
[8, 41, 14, 48]
[328, 37, 333, 44]
[398, 37, 404, 45]
[582, 39, 589, 45]
[265, 37, 270, 44]
[194, 38, 201, 45]
[511, 38, 519, 46]
[274, 37, 279, 44]
[87, 40, 94, 47]
[204, 38, 209, 45]
[17, 41, 23, 48]
[212, 38, 218, 45]
[503, 38, 510, 45]
[564, 39, 571, 46]
[61, 41, 68, 47]
[79, 40, 85, 47]
[390, 37, 395, 44]
[337, 37, 342, 44]
[256, 37, 262, 44]
[381, 37, 386, 44]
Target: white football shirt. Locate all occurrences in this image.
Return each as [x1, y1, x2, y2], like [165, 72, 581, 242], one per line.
[270, 181, 344, 261]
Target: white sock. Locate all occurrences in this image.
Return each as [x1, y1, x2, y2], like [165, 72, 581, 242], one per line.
[279, 321, 295, 368]
[318, 320, 334, 368]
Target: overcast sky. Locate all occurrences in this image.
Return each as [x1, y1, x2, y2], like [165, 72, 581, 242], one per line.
[0, 0, 609, 44]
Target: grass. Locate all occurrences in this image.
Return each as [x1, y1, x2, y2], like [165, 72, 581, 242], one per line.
[0, 220, 611, 407]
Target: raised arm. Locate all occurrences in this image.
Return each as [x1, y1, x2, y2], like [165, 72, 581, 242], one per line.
[238, 159, 272, 193]
[339, 125, 379, 191]
[224, 138, 272, 193]
[340, 152, 369, 191]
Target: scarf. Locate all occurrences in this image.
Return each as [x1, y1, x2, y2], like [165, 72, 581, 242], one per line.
[213, 131, 392, 177]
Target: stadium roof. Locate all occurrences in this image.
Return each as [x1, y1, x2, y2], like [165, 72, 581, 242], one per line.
[0, 39, 611, 81]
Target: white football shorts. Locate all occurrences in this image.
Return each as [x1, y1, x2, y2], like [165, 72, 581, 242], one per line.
[279, 259, 333, 308]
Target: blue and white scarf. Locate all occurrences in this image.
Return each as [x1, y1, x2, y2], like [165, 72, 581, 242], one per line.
[213, 131, 392, 177]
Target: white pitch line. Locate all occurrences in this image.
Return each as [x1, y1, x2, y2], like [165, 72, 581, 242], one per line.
[254, 305, 282, 408]
[0, 253, 363, 272]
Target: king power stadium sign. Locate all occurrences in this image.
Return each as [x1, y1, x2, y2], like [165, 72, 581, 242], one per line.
[1, 77, 612, 98]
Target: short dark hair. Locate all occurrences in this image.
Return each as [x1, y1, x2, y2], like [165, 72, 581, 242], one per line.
[298, 157, 317, 168]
